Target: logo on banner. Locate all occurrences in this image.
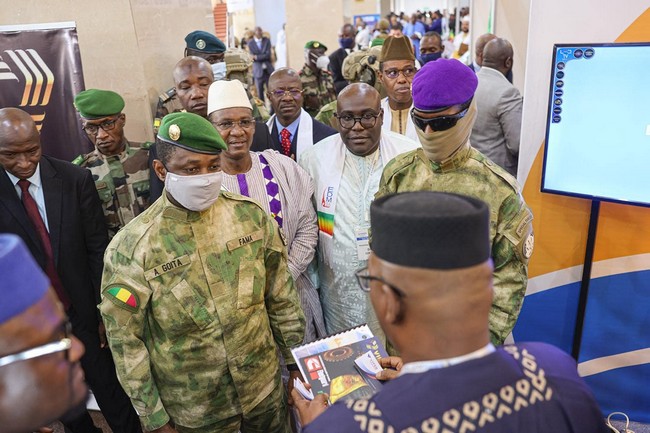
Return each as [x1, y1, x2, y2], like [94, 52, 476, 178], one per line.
[0, 49, 55, 130]
[321, 186, 334, 208]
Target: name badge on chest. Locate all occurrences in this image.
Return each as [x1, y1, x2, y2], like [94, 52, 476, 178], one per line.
[355, 226, 370, 261]
[144, 254, 191, 281]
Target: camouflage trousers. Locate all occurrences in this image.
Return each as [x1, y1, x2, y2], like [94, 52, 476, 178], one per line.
[175, 377, 291, 433]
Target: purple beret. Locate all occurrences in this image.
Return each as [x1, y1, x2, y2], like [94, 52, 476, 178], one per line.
[0, 234, 49, 324]
[412, 58, 478, 112]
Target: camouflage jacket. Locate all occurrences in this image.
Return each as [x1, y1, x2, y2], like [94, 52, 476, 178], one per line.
[73, 141, 151, 240]
[377, 145, 534, 345]
[300, 65, 337, 117]
[153, 86, 269, 134]
[100, 192, 305, 430]
[315, 100, 339, 130]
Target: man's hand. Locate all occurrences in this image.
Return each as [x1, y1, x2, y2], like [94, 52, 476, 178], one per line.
[291, 384, 329, 427]
[150, 423, 178, 433]
[98, 319, 108, 349]
[287, 370, 303, 406]
[375, 356, 404, 381]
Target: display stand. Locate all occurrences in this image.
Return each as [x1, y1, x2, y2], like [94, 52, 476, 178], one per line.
[571, 200, 600, 360]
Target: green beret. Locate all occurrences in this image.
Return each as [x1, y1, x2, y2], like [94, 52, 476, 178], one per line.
[305, 40, 327, 51]
[185, 30, 226, 53]
[157, 112, 226, 154]
[74, 89, 124, 119]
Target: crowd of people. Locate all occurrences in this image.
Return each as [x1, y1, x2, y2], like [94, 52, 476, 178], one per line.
[0, 8, 610, 433]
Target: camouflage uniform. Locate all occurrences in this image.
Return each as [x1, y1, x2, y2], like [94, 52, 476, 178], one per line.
[315, 100, 339, 130]
[100, 191, 305, 432]
[299, 65, 336, 117]
[377, 145, 534, 345]
[73, 141, 151, 240]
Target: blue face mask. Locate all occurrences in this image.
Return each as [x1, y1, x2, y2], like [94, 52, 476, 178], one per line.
[339, 37, 355, 49]
[421, 52, 442, 64]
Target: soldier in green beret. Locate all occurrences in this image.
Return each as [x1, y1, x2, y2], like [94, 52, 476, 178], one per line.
[153, 31, 228, 134]
[73, 88, 151, 240]
[100, 112, 305, 433]
[300, 41, 337, 117]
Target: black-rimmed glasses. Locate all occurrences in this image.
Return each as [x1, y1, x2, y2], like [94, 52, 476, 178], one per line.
[82, 117, 120, 136]
[355, 267, 407, 298]
[0, 321, 72, 368]
[334, 112, 380, 130]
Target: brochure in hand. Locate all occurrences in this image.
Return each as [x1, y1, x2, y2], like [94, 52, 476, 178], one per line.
[291, 324, 388, 403]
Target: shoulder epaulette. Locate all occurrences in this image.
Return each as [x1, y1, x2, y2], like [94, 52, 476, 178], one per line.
[473, 150, 521, 192]
[158, 87, 176, 103]
[71, 154, 86, 166]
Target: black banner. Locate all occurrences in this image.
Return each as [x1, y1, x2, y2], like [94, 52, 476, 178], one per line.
[0, 22, 91, 161]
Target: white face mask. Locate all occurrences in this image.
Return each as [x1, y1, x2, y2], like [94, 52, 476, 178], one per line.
[212, 62, 227, 81]
[316, 55, 330, 70]
[164, 171, 223, 212]
[416, 101, 477, 163]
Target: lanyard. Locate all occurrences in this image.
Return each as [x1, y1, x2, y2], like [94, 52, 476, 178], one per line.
[400, 344, 496, 375]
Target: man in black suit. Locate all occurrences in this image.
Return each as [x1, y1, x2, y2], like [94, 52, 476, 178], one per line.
[248, 26, 274, 103]
[266, 68, 337, 161]
[329, 24, 356, 94]
[0, 108, 141, 433]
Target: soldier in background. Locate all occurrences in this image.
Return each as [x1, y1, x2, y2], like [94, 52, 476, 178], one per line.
[153, 30, 227, 134]
[225, 47, 271, 121]
[300, 41, 337, 117]
[73, 89, 150, 239]
[315, 45, 385, 130]
[101, 112, 305, 433]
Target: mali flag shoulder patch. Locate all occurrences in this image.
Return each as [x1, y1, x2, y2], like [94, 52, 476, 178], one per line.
[105, 285, 140, 313]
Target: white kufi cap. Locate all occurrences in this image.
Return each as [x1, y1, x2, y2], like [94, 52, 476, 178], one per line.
[207, 79, 252, 115]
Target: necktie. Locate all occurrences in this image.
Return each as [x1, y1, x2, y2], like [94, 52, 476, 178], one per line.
[18, 180, 71, 309]
[280, 128, 292, 157]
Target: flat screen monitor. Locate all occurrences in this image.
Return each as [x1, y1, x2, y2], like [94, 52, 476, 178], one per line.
[541, 43, 650, 207]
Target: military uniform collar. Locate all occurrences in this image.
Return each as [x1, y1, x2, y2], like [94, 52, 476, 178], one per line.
[95, 139, 131, 163]
[426, 141, 471, 173]
[160, 191, 201, 222]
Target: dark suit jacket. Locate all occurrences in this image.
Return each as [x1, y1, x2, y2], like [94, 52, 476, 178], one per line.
[247, 37, 274, 78]
[329, 48, 349, 94]
[0, 155, 108, 327]
[269, 116, 338, 158]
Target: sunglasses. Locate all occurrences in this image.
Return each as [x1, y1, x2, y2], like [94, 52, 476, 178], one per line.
[410, 102, 471, 132]
[0, 320, 72, 368]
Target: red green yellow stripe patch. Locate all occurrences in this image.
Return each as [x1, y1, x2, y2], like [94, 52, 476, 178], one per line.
[317, 211, 334, 236]
[105, 285, 139, 312]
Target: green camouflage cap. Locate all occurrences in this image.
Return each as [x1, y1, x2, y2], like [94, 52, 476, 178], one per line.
[157, 112, 226, 154]
[74, 89, 125, 119]
[305, 40, 327, 51]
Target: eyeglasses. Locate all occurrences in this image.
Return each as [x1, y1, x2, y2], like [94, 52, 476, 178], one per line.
[334, 112, 380, 130]
[270, 88, 303, 99]
[382, 66, 416, 80]
[214, 118, 256, 131]
[410, 104, 470, 132]
[355, 267, 407, 298]
[82, 117, 119, 136]
[0, 321, 72, 368]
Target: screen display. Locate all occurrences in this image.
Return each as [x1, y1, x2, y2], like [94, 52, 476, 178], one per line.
[542, 43, 650, 207]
